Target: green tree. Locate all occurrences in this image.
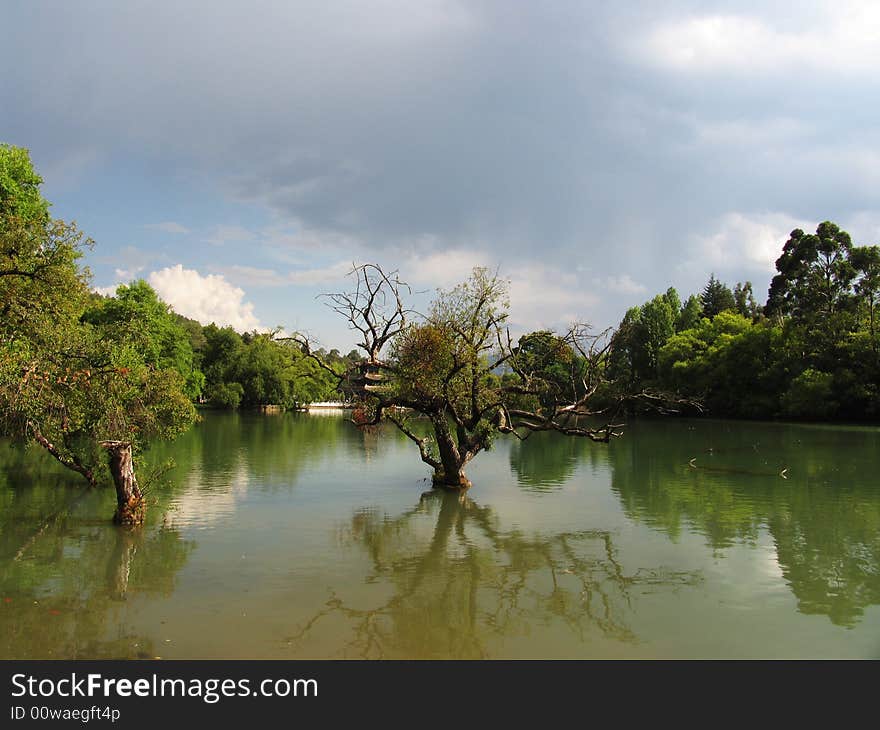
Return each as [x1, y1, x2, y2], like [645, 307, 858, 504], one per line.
[0, 144, 50, 227]
[641, 292, 677, 374]
[233, 334, 297, 407]
[607, 290, 682, 395]
[766, 223, 856, 322]
[852, 245, 880, 347]
[174, 313, 208, 357]
[700, 274, 736, 318]
[200, 324, 245, 405]
[733, 281, 761, 319]
[607, 306, 649, 390]
[780, 368, 837, 419]
[0, 144, 197, 523]
[198, 324, 351, 410]
[607, 222, 878, 421]
[765, 223, 857, 365]
[83, 280, 205, 400]
[676, 294, 702, 332]
[657, 311, 781, 417]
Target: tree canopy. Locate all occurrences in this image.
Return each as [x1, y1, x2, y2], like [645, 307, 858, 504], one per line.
[607, 222, 880, 421]
[0, 145, 197, 523]
[0, 143, 50, 226]
[84, 280, 206, 400]
[700, 274, 735, 318]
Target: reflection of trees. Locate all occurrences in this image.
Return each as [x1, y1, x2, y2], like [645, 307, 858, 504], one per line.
[289, 490, 700, 658]
[607, 420, 880, 627]
[149, 411, 367, 493]
[0, 444, 195, 659]
[768, 496, 880, 628]
[508, 430, 589, 490]
[609, 437, 763, 548]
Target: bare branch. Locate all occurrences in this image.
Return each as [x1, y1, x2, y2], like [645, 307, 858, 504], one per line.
[321, 263, 415, 363]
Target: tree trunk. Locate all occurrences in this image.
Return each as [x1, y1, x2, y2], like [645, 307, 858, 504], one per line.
[430, 414, 471, 489]
[101, 441, 145, 525]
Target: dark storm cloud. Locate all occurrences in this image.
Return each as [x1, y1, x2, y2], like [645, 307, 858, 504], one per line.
[3, 0, 880, 328]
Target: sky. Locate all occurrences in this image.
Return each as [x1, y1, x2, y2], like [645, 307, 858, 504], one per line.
[3, 0, 880, 351]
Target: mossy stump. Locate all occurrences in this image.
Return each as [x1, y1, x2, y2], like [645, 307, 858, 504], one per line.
[102, 440, 145, 526]
[113, 495, 146, 526]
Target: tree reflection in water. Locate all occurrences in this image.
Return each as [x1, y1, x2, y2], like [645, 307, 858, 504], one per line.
[1, 523, 193, 659]
[288, 490, 701, 658]
[606, 423, 880, 628]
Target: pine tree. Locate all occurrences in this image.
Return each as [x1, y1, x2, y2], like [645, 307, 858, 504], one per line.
[700, 274, 735, 318]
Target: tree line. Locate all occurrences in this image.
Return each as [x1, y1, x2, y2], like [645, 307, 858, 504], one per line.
[3, 140, 877, 521]
[0, 144, 353, 522]
[605, 222, 880, 420]
[86, 280, 362, 411]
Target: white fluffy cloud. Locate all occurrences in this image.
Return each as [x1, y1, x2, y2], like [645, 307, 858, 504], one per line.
[636, 6, 880, 75]
[684, 212, 811, 281]
[93, 284, 121, 297]
[405, 248, 491, 289]
[147, 265, 262, 330]
[506, 264, 600, 334]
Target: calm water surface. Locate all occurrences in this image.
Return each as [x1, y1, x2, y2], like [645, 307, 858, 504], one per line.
[1, 412, 878, 659]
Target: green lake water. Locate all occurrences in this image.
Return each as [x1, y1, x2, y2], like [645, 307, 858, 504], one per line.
[1, 411, 878, 659]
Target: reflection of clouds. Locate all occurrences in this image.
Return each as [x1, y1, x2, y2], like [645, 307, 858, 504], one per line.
[164, 459, 251, 529]
[757, 540, 784, 582]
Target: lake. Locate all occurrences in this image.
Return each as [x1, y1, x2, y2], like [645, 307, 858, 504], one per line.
[1, 411, 878, 659]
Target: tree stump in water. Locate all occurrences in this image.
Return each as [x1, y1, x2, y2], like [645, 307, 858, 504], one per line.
[432, 471, 473, 490]
[101, 441, 145, 525]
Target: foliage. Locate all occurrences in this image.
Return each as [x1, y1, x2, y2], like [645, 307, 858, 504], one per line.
[700, 274, 735, 318]
[766, 222, 857, 367]
[852, 245, 880, 341]
[781, 369, 837, 419]
[198, 325, 353, 409]
[658, 313, 785, 418]
[0, 144, 50, 227]
[83, 280, 205, 400]
[766, 222, 856, 323]
[0, 144, 197, 489]
[209, 381, 245, 409]
[733, 281, 761, 319]
[677, 294, 702, 332]
[606, 289, 681, 390]
[609, 220, 880, 422]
